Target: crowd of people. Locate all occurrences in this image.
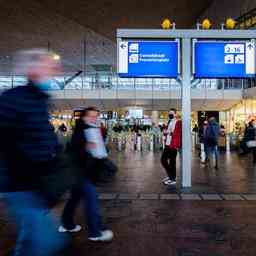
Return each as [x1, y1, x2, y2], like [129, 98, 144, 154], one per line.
[198, 117, 222, 169]
[160, 112, 226, 185]
[197, 118, 256, 166]
[2, 48, 256, 256]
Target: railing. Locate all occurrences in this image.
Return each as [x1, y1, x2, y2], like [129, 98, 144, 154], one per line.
[0, 74, 244, 91]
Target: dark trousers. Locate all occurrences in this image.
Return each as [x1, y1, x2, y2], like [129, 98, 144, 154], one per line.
[161, 147, 178, 181]
[5, 192, 67, 256]
[205, 145, 219, 168]
[61, 179, 105, 238]
[252, 147, 256, 163]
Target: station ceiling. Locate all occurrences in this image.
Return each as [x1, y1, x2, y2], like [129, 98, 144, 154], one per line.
[34, 0, 214, 39]
[0, 0, 214, 74]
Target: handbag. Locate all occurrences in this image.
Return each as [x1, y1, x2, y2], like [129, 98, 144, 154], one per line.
[246, 140, 256, 148]
[37, 154, 75, 207]
[97, 158, 118, 182]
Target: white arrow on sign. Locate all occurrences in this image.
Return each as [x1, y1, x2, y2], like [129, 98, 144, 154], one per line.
[246, 41, 256, 75]
[118, 41, 128, 73]
[120, 43, 127, 50]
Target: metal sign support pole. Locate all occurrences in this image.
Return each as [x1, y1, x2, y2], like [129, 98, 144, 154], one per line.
[181, 38, 192, 187]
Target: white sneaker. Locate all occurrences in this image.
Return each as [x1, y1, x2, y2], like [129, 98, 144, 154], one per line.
[169, 180, 177, 185]
[58, 225, 82, 233]
[162, 177, 170, 182]
[88, 230, 114, 242]
[164, 179, 176, 186]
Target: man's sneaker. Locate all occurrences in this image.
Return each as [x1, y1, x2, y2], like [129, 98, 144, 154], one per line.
[169, 180, 177, 185]
[88, 230, 114, 242]
[58, 225, 82, 233]
[164, 179, 176, 186]
[162, 177, 170, 183]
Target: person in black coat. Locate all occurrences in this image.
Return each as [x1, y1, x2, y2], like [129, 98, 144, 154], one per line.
[244, 120, 256, 163]
[0, 49, 68, 256]
[59, 123, 68, 133]
[204, 117, 220, 169]
[59, 107, 114, 242]
[198, 121, 208, 162]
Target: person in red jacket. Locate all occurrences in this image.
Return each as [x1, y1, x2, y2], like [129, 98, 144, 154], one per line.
[161, 108, 182, 186]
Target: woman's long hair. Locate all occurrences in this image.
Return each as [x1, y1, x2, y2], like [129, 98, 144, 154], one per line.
[70, 107, 98, 152]
[70, 115, 86, 153]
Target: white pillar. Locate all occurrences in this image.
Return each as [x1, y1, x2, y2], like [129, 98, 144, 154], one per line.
[150, 134, 154, 151]
[118, 138, 122, 151]
[151, 110, 159, 125]
[137, 135, 142, 151]
[181, 38, 192, 187]
[226, 134, 230, 153]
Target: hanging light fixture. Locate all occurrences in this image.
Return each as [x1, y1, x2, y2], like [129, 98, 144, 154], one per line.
[225, 18, 236, 29]
[161, 18, 172, 29]
[202, 19, 212, 29]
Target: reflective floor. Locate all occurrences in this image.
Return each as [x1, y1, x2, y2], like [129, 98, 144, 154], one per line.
[101, 151, 256, 194]
[1, 199, 256, 255]
[1, 151, 256, 255]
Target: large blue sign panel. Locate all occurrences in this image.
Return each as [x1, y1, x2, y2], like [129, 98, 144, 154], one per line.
[118, 40, 179, 78]
[194, 41, 256, 78]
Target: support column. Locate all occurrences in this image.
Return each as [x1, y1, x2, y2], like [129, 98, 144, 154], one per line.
[181, 38, 192, 187]
[151, 110, 159, 125]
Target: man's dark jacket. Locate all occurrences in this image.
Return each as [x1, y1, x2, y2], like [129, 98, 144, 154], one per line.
[205, 121, 220, 147]
[0, 82, 59, 192]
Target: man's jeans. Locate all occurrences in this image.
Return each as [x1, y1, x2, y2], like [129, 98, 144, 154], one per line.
[62, 179, 105, 238]
[5, 192, 68, 256]
[205, 145, 219, 167]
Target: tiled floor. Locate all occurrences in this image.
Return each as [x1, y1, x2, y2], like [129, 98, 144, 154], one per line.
[1, 200, 256, 255]
[97, 192, 256, 201]
[1, 151, 256, 255]
[99, 151, 256, 194]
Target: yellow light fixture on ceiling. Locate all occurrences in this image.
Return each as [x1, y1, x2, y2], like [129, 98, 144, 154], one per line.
[202, 19, 211, 29]
[225, 18, 236, 29]
[161, 18, 172, 29]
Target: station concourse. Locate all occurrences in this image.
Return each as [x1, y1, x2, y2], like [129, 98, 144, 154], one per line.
[1, 0, 256, 255]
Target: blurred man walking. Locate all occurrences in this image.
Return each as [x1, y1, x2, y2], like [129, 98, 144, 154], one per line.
[0, 49, 68, 256]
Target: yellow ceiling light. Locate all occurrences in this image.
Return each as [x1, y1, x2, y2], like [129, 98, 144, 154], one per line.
[161, 18, 172, 29]
[202, 19, 211, 29]
[53, 54, 61, 61]
[225, 18, 236, 29]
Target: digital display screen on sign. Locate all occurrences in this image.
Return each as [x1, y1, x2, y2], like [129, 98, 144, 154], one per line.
[128, 109, 143, 119]
[118, 40, 179, 78]
[194, 41, 256, 78]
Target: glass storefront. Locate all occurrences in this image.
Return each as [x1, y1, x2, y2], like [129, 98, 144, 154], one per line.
[224, 99, 256, 135]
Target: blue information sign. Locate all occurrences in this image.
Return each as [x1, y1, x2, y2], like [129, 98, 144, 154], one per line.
[118, 40, 179, 78]
[194, 41, 256, 78]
